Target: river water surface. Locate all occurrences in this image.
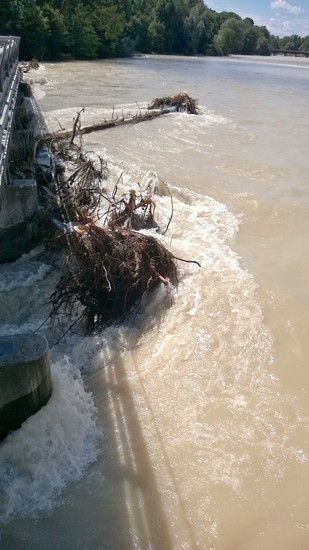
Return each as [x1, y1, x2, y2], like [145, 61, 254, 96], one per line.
[0, 55, 308, 549]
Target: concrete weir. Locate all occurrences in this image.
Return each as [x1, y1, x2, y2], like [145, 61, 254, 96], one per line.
[0, 333, 53, 441]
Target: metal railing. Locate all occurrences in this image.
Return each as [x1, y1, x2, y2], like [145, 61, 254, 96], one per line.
[0, 36, 21, 189]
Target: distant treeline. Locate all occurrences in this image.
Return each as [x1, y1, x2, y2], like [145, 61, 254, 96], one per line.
[1, 0, 308, 61]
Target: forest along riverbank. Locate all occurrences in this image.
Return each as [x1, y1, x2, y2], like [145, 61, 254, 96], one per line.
[0, 55, 308, 549]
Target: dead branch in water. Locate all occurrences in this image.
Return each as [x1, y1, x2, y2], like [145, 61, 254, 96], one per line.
[70, 107, 85, 144]
[105, 188, 160, 232]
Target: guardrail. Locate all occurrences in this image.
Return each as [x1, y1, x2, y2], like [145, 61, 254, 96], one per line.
[0, 36, 21, 189]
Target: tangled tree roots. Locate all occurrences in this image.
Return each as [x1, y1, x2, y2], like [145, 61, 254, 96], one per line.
[50, 223, 178, 333]
[148, 92, 199, 114]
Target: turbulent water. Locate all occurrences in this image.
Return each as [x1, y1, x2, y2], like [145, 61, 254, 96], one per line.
[0, 55, 308, 549]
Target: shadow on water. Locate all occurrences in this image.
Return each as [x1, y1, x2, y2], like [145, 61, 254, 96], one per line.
[93, 344, 200, 550]
[94, 355, 176, 550]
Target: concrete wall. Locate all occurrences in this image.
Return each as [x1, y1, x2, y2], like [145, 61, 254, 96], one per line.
[0, 333, 53, 440]
[0, 179, 39, 262]
[0, 70, 42, 263]
[0, 178, 38, 228]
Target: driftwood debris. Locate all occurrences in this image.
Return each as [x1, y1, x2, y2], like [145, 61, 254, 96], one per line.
[43, 92, 199, 142]
[44, 166, 178, 332]
[34, 138, 178, 332]
[148, 92, 199, 115]
[19, 59, 39, 74]
[35, 95, 201, 334]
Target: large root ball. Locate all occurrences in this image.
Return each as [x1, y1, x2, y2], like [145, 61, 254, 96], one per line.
[50, 224, 178, 332]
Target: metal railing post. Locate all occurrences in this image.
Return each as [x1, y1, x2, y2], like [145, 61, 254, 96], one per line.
[0, 36, 22, 199]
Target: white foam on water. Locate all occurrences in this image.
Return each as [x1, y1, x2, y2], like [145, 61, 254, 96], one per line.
[25, 65, 48, 99]
[44, 103, 151, 133]
[0, 261, 51, 292]
[50, 278, 177, 378]
[190, 106, 232, 126]
[0, 160, 306, 542]
[99, 171, 307, 501]
[0, 321, 49, 338]
[0, 357, 101, 525]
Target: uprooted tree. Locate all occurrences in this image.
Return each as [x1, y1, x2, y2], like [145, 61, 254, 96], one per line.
[35, 93, 200, 334]
[49, 224, 178, 333]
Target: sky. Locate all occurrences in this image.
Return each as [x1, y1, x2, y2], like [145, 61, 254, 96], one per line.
[207, 0, 309, 37]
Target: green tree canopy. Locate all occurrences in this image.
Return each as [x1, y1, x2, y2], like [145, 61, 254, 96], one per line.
[18, 1, 49, 59]
[41, 3, 68, 60]
[0, 0, 306, 60]
[255, 36, 271, 56]
[214, 17, 245, 55]
[69, 3, 99, 59]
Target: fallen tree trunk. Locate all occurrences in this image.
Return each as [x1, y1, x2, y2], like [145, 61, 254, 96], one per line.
[42, 92, 199, 142]
[43, 110, 163, 141]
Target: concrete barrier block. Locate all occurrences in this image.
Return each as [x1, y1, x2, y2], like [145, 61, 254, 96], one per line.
[0, 220, 35, 263]
[0, 333, 53, 440]
[0, 178, 38, 228]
